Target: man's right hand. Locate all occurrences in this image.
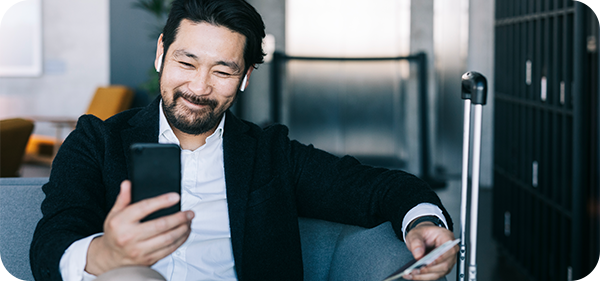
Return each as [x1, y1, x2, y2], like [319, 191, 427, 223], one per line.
[85, 180, 195, 276]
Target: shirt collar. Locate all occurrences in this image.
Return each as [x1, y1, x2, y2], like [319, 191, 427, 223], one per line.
[158, 99, 226, 146]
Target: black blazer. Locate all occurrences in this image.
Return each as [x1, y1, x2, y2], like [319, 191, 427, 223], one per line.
[30, 97, 452, 281]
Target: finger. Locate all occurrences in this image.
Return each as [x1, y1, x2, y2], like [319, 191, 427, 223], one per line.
[152, 222, 191, 254]
[405, 271, 444, 281]
[135, 210, 194, 241]
[104, 211, 193, 267]
[109, 180, 132, 215]
[140, 232, 189, 266]
[136, 219, 193, 264]
[420, 232, 450, 250]
[406, 233, 427, 260]
[414, 248, 457, 278]
[431, 245, 458, 266]
[417, 260, 453, 276]
[123, 192, 181, 223]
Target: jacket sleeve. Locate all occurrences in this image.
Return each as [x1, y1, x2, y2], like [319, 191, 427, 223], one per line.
[29, 115, 116, 281]
[284, 130, 453, 241]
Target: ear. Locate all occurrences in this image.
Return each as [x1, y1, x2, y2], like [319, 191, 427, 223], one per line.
[239, 67, 254, 92]
[155, 34, 164, 72]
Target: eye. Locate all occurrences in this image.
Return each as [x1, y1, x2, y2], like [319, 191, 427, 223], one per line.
[179, 61, 194, 68]
[215, 71, 232, 77]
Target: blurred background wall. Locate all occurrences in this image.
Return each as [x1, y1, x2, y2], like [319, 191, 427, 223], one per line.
[242, 0, 495, 187]
[0, 0, 495, 186]
[0, 0, 110, 138]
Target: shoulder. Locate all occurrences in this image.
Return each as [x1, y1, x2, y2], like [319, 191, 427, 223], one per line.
[251, 122, 290, 140]
[225, 112, 290, 141]
[75, 106, 145, 133]
[60, 106, 148, 158]
[246, 121, 294, 150]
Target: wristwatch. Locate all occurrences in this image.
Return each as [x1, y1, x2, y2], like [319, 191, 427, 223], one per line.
[406, 215, 446, 234]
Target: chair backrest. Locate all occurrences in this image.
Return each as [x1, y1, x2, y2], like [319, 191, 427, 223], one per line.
[85, 86, 134, 121]
[0, 118, 35, 177]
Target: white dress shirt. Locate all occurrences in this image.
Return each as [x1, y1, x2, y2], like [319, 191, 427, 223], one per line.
[59, 102, 447, 281]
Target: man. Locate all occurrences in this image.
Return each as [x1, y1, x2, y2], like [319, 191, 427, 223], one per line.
[30, 0, 457, 280]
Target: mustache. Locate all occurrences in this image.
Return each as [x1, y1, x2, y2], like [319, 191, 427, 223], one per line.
[173, 90, 218, 109]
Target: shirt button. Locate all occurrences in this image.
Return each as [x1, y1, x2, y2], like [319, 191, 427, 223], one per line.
[175, 250, 181, 256]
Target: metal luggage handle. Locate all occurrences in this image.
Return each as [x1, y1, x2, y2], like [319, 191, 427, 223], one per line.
[458, 71, 488, 281]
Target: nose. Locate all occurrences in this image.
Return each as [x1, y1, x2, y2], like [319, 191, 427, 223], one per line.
[187, 71, 212, 96]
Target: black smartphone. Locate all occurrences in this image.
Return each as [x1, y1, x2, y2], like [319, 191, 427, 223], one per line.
[130, 143, 181, 222]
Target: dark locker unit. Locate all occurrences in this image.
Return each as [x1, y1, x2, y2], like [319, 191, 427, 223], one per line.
[493, 0, 599, 281]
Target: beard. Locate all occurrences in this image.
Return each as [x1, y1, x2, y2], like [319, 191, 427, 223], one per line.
[162, 89, 224, 135]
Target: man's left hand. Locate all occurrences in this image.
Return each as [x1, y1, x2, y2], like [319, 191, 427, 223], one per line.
[403, 222, 458, 280]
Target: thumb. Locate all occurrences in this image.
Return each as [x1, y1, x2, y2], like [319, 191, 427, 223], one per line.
[407, 233, 427, 260]
[110, 180, 132, 214]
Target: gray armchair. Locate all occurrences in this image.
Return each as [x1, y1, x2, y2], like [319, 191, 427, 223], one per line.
[0, 177, 445, 281]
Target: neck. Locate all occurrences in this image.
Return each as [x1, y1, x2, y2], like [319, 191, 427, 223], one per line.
[172, 125, 217, 151]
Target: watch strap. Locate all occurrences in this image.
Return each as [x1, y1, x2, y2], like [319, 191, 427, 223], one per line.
[405, 215, 446, 234]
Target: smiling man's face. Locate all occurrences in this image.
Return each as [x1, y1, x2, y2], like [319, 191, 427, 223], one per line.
[156, 19, 250, 135]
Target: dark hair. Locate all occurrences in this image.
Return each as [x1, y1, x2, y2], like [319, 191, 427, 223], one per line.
[162, 0, 266, 72]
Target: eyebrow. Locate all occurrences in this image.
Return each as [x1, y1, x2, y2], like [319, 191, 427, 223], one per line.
[173, 49, 242, 74]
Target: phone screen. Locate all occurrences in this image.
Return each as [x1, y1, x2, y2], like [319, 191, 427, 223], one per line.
[130, 143, 181, 222]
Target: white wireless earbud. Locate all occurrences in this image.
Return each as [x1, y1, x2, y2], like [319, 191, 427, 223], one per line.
[156, 54, 163, 72]
[240, 74, 248, 91]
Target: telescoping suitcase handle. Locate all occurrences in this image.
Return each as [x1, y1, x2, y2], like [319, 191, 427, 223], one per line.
[458, 71, 487, 281]
[461, 72, 488, 105]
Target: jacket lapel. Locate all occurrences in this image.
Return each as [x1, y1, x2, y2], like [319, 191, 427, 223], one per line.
[222, 112, 256, 277]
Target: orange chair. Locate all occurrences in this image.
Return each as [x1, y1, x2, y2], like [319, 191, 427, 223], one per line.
[85, 85, 135, 121]
[26, 85, 134, 164]
[0, 118, 35, 177]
